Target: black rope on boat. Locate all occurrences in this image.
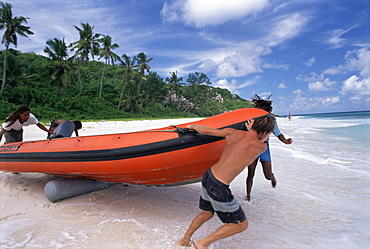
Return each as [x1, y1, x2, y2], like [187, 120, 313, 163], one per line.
[0, 126, 198, 148]
[130, 126, 197, 134]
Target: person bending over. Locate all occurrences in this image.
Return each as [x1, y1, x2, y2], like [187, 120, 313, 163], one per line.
[179, 114, 275, 249]
[47, 119, 82, 139]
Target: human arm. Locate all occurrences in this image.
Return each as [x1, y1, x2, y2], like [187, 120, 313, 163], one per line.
[0, 128, 6, 143]
[277, 134, 292, 144]
[37, 123, 52, 134]
[186, 124, 233, 137]
[273, 120, 292, 144]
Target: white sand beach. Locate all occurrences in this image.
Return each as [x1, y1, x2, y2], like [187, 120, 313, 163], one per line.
[1, 117, 369, 249]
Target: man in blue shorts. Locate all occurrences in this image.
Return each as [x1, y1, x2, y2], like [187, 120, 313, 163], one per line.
[179, 114, 275, 248]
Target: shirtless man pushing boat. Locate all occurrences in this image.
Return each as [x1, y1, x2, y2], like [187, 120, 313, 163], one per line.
[179, 114, 275, 249]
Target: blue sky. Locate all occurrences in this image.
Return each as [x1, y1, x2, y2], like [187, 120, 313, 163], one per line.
[8, 0, 370, 115]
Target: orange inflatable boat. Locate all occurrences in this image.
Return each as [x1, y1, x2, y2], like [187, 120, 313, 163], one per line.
[0, 108, 267, 186]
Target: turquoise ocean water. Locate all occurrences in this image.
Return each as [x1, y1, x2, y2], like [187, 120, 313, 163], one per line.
[257, 110, 370, 248]
[298, 110, 369, 145]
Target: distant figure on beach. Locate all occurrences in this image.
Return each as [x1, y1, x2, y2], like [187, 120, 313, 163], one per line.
[288, 113, 292, 121]
[246, 94, 293, 201]
[48, 119, 82, 139]
[179, 115, 275, 249]
[0, 106, 50, 144]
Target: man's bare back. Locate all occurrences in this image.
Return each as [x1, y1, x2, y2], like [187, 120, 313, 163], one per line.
[211, 128, 268, 185]
[187, 123, 269, 185]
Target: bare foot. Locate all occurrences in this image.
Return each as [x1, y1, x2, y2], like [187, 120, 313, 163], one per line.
[194, 240, 207, 249]
[271, 173, 277, 188]
[245, 195, 250, 201]
[179, 236, 192, 247]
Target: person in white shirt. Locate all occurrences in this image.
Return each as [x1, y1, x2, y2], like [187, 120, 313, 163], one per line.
[0, 106, 50, 144]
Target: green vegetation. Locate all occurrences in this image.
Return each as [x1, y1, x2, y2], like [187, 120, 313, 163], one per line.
[0, 2, 252, 122]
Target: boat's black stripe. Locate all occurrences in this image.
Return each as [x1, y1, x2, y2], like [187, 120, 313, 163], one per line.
[0, 122, 247, 163]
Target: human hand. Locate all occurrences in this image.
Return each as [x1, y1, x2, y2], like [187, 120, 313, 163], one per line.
[186, 124, 196, 131]
[48, 127, 56, 134]
[285, 138, 293, 144]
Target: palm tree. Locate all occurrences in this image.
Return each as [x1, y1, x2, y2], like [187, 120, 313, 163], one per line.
[44, 38, 73, 96]
[70, 23, 101, 99]
[118, 54, 136, 110]
[0, 1, 34, 95]
[70, 23, 101, 60]
[4, 51, 29, 88]
[123, 77, 144, 112]
[98, 35, 120, 97]
[166, 71, 184, 97]
[135, 52, 153, 89]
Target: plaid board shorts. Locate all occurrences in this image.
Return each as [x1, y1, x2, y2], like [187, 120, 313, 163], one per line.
[199, 168, 246, 224]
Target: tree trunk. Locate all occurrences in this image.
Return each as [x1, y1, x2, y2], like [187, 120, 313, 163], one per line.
[99, 62, 107, 98]
[117, 81, 127, 110]
[78, 67, 82, 101]
[0, 45, 9, 96]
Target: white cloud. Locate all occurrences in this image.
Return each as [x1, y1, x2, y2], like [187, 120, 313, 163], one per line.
[296, 72, 324, 83]
[305, 57, 316, 67]
[323, 48, 370, 77]
[322, 96, 340, 105]
[326, 29, 348, 48]
[266, 13, 308, 46]
[278, 82, 287, 89]
[162, 4, 303, 82]
[161, 42, 270, 79]
[291, 95, 341, 111]
[161, 2, 182, 23]
[162, 0, 269, 27]
[215, 42, 268, 78]
[12, 0, 132, 56]
[213, 75, 260, 95]
[308, 78, 336, 92]
[344, 48, 370, 77]
[293, 89, 302, 94]
[324, 26, 358, 48]
[322, 67, 342, 75]
[183, 12, 309, 80]
[262, 62, 289, 70]
[340, 75, 370, 96]
[214, 79, 240, 94]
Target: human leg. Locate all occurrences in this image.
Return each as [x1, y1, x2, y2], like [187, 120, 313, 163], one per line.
[193, 169, 247, 248]
[179, 210, 214, 247]
[180, 169, 215, 247]
[194, 219, 248, 248]
[246, 159, 258, 201]
[259, 143, 276, 187]
[261, 161, 277, 188]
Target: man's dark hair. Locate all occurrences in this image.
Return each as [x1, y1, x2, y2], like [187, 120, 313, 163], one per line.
[251, 114, 275, 134]
[251, 94, 273, 113]
[73, 120, 82, 130]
